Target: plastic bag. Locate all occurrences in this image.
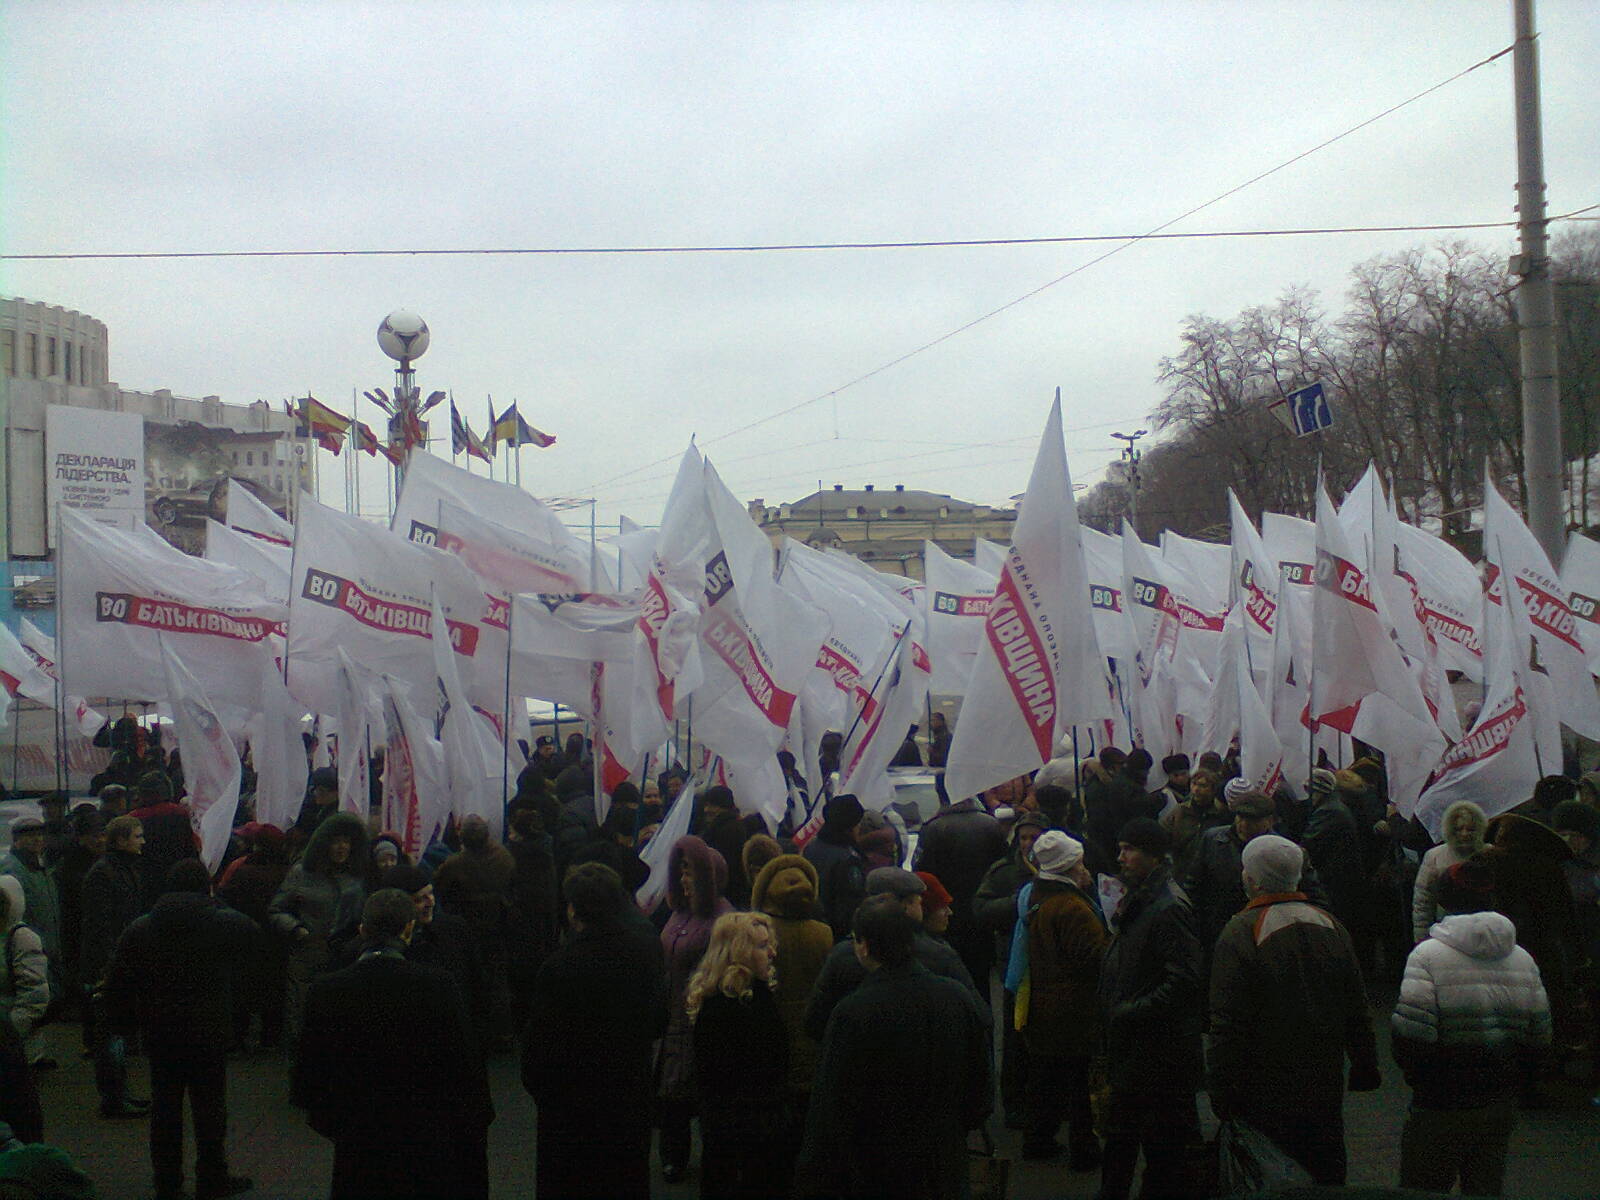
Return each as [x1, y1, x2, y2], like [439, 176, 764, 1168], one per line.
[1216, 1118, 1313, 1195]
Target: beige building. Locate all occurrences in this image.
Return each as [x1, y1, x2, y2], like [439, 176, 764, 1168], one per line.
[1, 296, 303, 613]
[749, 482, 1017, 578]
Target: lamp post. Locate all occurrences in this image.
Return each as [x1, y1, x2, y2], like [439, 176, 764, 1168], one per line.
[368, 310, 446, 490]
[1111, 429, 1148, 537]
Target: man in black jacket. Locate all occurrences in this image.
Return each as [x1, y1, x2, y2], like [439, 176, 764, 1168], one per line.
[915, 790, 1007, 985]
[104, 859, 255, 1200]
[1097, 818, 1204, 1200]
[80, 814, 147, 1119]
[371, 864, 490, 1056]
[522, 862, 667, 1200]
[293, 889, 493, 1200]
[796, 897, 991, 1199]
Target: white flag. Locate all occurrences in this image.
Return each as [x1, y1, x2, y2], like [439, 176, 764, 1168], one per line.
[1262, 512, 1316, 591]
[392, 451, 612, 589]
[431, 592, 505, 830]
[0, 621, 56, 710]
[636, 780, 697, 913]
[1161, 530, 1231, 616]
[1080, 526, 1134, 661]
[380, 676, 450, 860]
[226, 479, 293, 548]
[1229, 491, 1279, 677]
[59, 508, 282, 708]
[1394, 521, 1485, 681]
[945, 393, 1110, 801]
[333, 650, 379, 818]
[159, 640, 241, 873]
[630, 447, 710, 753]
[1483, 481, 1600, 739]
[248, 659, 308, 832]
[1311, 485, 1444, 812]
[205, 519, 291, 603]
[1198, 608, 1285, 794]
[16, 619, 106, 738]
[922, 541, 997, 695]
[286, 498, 489, 714]
[1562, 531, 1600, 677]
[1414, 560, 1547, 838]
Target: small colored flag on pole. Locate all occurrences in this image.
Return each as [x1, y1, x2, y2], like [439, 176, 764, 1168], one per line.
[292, 396, 351, 454]
[491, 402, 556, 451]
[451, 403, 493, 463]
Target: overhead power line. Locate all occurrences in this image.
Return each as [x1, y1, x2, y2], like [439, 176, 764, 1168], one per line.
[575, 44, 1533, 497]
[4, 216, 1573, 262]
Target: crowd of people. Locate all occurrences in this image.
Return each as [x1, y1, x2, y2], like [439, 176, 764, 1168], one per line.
[0, 712, 1596, 1199]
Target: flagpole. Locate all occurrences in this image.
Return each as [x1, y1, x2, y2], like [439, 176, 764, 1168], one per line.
[352, 388, 364, 519]
[590, 499, 602, 817]
[501, 600, 514, 840]
[51, 501, 67, 795]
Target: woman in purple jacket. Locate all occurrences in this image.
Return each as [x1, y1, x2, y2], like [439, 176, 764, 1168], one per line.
[656, 835, 732, 1182]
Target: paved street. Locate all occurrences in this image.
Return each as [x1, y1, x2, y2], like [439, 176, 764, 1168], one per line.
[26, 1007, 1598, 1199]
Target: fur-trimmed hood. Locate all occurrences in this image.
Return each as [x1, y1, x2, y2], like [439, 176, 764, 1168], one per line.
[666, 834, 727, 917]
[301, 810, 369, 875]
[751, 853, 820, 919]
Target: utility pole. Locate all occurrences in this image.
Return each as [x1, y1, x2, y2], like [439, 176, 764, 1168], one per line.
[1512, 0, 1564, 562]
[1112, 428, 1147, 537]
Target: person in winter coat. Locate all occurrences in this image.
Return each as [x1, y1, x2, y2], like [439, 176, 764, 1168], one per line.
[915, 791, 1008, 987]
[1412, 800, 1487, 942]
[1161, 768, 1228, 875]
[795, 899, 991, 1200]
[1208, 835, 1380, 1185]
[1551, 800, 1600, 1076]
[750, 854, 833, 1102]
[1086, 748, 1160, 866]
[1483, 813, 1585, 1065]
[1097, 818, 1204, 1200]
[217, 824, 290, 1050]
[740, 834, 783, 892]
[0, 1015, 43, 1148]
[0, 876, 49, 1069]
[1391, 857, 1551, 1195]
[697, 787, 752, 905]
[523, 862, 666, 1200]
[104, 859, 256, 1200]
[268, 810, 369, 1052]
[1181, 785, 1325, 970]
[294, 888, 493, 1200]
[53, 808, 106, 1027]
[375, 864, 491, 1057]
[570, 809, 651, 894]
[432, 814, 515, 1046]
[2, 818, 61, 998]
[803, 870, 983, 1039]
[803, 794, 867, 940]
[128, 772, 199, 905]
[688, 912, 790, 1200]
[974, 810, 1049, 1129]
[1301, 767, 1369, 954]
[1016, 832, 1107, 1169]
[505, 806, 560, 1016]
[80, 814, 148, 1117]
[656, 835, 734, 1182]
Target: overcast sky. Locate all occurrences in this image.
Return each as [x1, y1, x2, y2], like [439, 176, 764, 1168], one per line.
[4, 1, 1597, 533]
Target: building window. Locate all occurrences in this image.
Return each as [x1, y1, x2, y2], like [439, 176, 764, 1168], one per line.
[47, 337, 57, 377]
[78, 344, 86, 383]
[1, 331, 13, 376]
[63, 340, 72, 383]
[25, 333, 37, 377]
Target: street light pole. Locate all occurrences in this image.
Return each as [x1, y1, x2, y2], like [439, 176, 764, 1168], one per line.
[1112, 429, 1147, 537]
[1512, 0, 1564, 562]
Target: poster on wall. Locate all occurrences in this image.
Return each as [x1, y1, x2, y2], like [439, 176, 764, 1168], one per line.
[45, 405, 145, 546]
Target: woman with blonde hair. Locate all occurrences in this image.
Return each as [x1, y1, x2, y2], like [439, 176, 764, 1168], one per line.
[689, 911, 789, 1200]
[1412, 801, 1487, 943]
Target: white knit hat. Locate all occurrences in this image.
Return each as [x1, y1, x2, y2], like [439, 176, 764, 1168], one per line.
[1240, 834, 1303, 893]
[1030, 830, 1084, 883]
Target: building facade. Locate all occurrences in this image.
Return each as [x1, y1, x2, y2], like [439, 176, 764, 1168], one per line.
[1, 296, 303, 626]
[749, 482, 1016, 578]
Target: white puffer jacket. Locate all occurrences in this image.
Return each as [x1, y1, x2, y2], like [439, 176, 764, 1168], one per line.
[0, 874, 50, 1039]
[1391, 911, 1551, 1108]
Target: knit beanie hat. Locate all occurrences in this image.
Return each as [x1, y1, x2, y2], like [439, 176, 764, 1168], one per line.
[1307, 768, 1338, 798]
[1552, 800, 1600, 843]
[1161, 754, 1190, 774]
[1225, 780, 1274, 817]
[1437, 856, 1496, 915]
[914, 871, 955, 913]
[1117, 817, 1171, 858]
[1030, 830, 1085, 883]
[1241, 834, 1304, 893]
